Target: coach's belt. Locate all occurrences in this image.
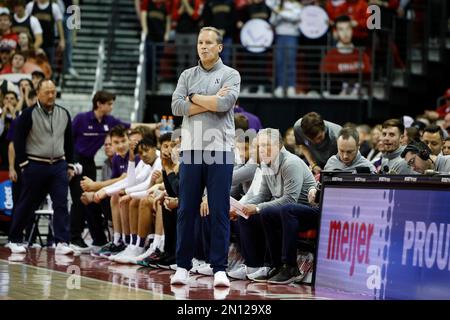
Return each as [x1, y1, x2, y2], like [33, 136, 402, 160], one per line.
[28, 155, 66, 164]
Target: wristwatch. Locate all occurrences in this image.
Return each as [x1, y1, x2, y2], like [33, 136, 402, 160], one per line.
[255, 205, 261, 214]
[188, 93, 195, 103]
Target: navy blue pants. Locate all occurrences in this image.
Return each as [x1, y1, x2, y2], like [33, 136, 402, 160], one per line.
[260, 203, 319, 267]
[197, 214, 211, 262]
[9, 160, 71, 244]
[238, 214, 266, 268]
[176, 151, 234, 273]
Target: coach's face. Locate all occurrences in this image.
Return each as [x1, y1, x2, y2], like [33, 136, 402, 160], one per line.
[197, 30, 223, 66]
[258, 132, 281, 165]
[37, 80, 56, 108]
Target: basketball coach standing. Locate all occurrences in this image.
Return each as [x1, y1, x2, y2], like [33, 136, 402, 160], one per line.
[7, 80, 75, 255]
[171, 27, 241, 287]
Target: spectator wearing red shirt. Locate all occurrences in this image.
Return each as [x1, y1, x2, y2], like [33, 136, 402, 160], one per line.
[424, 89, 450, 121]
[320, 15, 371, 95]
[0, 51, 27, 75]
[0, 42, 12, 72]
[326, 0, 369, 45]
[0, 9, 19, 51]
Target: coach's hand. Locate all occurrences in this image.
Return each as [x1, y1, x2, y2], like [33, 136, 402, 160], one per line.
[242, 204, 257, 216]
[308, 188, 318, 206]
[200, 200, 209, 217]
[67, 168, 75, 181]
[229, 210, 238, 221]
[9, 167, 17, 182]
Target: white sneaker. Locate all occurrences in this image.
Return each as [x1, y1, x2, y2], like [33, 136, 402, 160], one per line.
[286, 86, 296, 97]
[170, 267, 190, 285]
[6, 242, 26, 254]
[131, 246, 155, 264]
[115, 246, 145, 264]
[109, 245, 133, 261]
[170, 264, 178, 271]
[197, 263, 214, 276]
[247, 266, 271, 281]
[274, 86, 284, 98]
[190, 259, 206, 273]
[213, 271, 230, 287]
[55, 243, 75, 255]
[227, 264, 247, 280]
[227, 264, 260, 280]
[24, 242, 42, 249]
[70, 244, 91, 254]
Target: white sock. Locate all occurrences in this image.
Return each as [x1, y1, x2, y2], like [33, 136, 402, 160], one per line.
[158, 236, 165, 251]
[113, 233, 121, 246]
[153, 234, 161, 248]
[122, 233, 127, 245]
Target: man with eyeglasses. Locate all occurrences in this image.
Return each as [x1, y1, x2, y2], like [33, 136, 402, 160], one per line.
[401, 141, 450, 174]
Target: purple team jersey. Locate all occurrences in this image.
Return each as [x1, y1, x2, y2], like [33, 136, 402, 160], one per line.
[110, 151, 140, 179]
[73, 111, 130, 158]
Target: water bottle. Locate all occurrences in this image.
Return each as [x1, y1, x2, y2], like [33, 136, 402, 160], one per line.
[160, 116, 167, 135]
[167, 116, 174, 133]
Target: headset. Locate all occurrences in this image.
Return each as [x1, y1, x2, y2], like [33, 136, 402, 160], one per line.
[401, 141, 432, 161]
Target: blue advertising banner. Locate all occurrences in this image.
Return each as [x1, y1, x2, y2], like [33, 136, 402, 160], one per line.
[315, 186, 450, 300]
[0, 179, 13, 216]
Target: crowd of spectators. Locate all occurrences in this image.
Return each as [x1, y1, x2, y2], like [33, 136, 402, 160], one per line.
[139, 0, 421, 97]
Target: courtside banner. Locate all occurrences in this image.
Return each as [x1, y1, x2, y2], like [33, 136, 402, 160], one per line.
[315, 186, 450, 300]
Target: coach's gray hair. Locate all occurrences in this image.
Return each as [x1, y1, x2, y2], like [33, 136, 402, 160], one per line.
[199, 26, 223, 44]
[258, 128, 284, 149]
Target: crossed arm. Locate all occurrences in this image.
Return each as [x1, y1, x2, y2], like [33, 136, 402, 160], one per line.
[171, 70, 241, 117]
[185, 86, 231, 116]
